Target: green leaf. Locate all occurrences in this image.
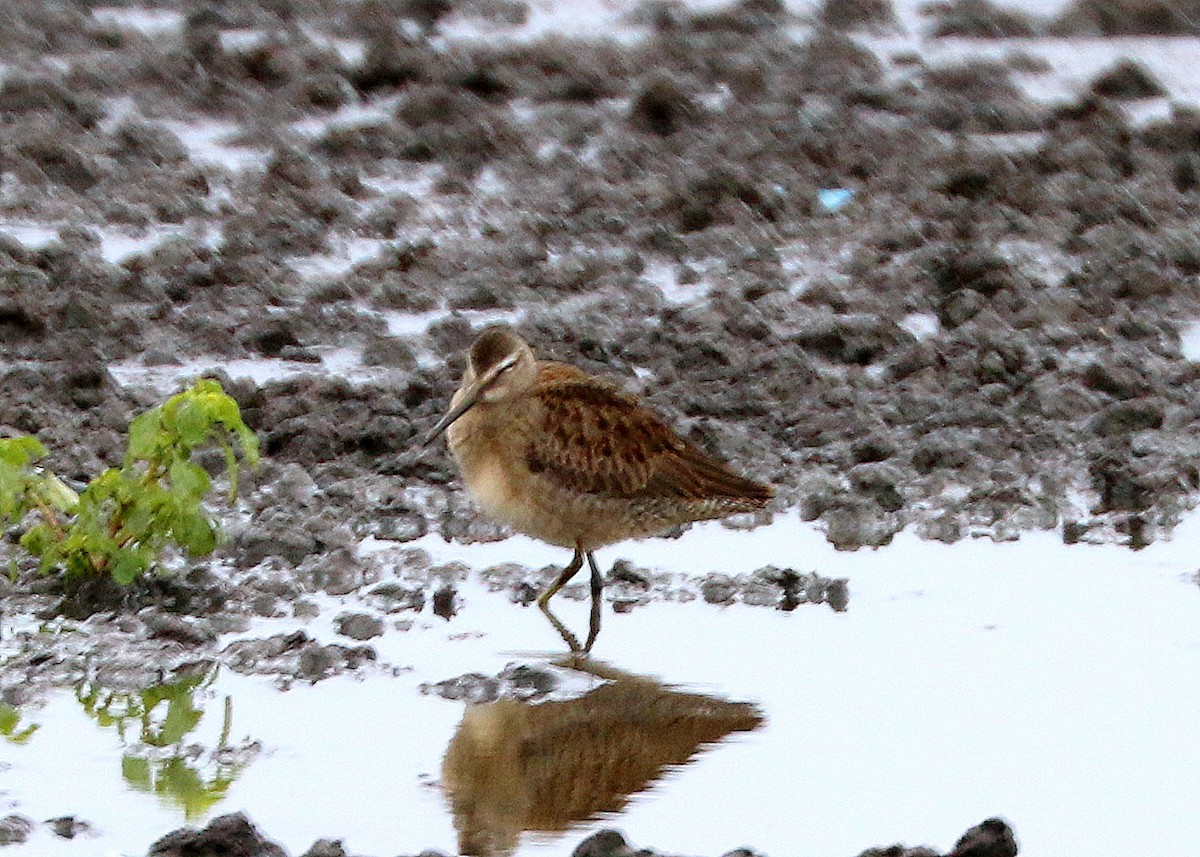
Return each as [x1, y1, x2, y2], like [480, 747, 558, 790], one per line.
[153, 697, 204, 747]
[111, 550, 148, 585]
[172, 511, 216, 556]
[126, 410, 161, 462]
[122, 755, 152, 792]
[168, 460, 211, 499]
[173, 400, 210, 448]
[0, 436, 45, 467]
[236, 425, 260, 466]
[0, 703, 39, 745]
[20, 523, 56, 557]
[6, 379, 257, 589]
[116, 496, 157, 543]
[205, 392, 241, 427]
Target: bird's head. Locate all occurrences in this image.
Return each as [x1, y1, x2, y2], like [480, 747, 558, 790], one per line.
[423, 325, 537, 445]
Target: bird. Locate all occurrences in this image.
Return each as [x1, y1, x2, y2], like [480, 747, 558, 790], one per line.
[441, 657, 763, 856]
[424, 325, 773, 652]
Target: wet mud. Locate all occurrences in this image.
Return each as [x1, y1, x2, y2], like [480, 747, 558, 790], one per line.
[3, 0, 1199, 852]
[136, 812, 1019, 857]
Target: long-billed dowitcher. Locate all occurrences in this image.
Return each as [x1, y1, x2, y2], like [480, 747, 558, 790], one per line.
[424, 325, 772, 651]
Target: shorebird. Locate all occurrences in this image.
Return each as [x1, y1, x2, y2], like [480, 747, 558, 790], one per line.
[424, 325, 773, 651]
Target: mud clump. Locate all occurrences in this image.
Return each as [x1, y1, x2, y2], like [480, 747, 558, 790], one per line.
[147, 813, 286, 857]
[223, 631, 378, 683]
[1050, 0, 1200, 35]
[334, 611, 385, 640]
[818, 0, 896, 30]
[924, 0, 1040, 38]
[0, 815, 35, 846]
[566, 816, 1018, 857]
[2, 0, 1200, 712]
[1090, 59, 1166, 100]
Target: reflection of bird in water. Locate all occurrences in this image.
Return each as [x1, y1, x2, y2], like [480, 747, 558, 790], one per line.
[425, 325, 773, 651]
[440, 659, 764, 857]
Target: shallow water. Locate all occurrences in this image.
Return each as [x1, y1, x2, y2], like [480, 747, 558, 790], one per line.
[4, 511, 1200, 857]
[6, 1, 1200, 854]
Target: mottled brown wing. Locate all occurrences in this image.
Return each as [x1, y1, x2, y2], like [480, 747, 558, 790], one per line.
[526, 366, 772, 503]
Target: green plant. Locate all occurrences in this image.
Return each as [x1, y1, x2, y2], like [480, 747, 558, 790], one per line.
[0, 379, 259, 584]
[0, 703, 39, 745]
[77, 667, 251, 819]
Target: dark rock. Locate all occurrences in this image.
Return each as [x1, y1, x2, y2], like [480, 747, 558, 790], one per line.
[432, 584, 457, 619]
[687, 0, 786, 34]
[334, 612, 385, 641]
[143, 611, 217, 646]
[948, 817, 1019, 857]
[1050, 0, 1200, 36]
[1062, 519, 1091, 544]
[245, 319, 302, 357]
[1092, 399, 1165, 436]
[44, 568, 230, 622]
[304, 547, 369, 595]
[1090, 60, 1166, 100]
[301, 838, 347, 857]
[826, 578, 851, 612]
[368, 580, 427, 612]
[791, 315, 901, 365]
[498, 662, 559, 696]
[851, 434, 898, 463]
[700, 573, 738, 605]
[824, 505, 899, 550]
[926, 0, 1039, 37]
[147, 813, 286, 857]
[1090, 453, 1151, 512]
[45, 815, 94, 839]
[13, 134, 102, 192]
[572, 829, 634, 857]
[912, 436, 973, 474]
[362, 335, 417, 368]
[0, 77, 102, 126]
[0, 815, 34, 845]
[849, 464, 906, 512]
[424, 672, 501, 703]
[921, 59, 1040, 132]
[223, 632, 375, 681]
[297, 643, 377, 682]
[797, 29, 884, 94]
[609, 559, 650, 587]
[1081, 362, 1147, 400]
[919, 512, 965, 544]
[856, 844, 938, 857]
[237, 524, 320, 567]
[1173, 153, 1199, 193]
[819, 0, 895, 29]
[629, 76, 699, 136]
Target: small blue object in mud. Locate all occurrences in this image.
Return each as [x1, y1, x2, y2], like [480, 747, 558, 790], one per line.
[816, 188, 855, 212]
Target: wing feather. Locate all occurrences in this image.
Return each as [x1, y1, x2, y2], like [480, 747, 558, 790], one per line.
[524, 367, 772, 505]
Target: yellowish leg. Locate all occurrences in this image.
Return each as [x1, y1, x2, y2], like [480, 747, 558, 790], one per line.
[537, 548, 584, 609]
[538, 548, 585, 652]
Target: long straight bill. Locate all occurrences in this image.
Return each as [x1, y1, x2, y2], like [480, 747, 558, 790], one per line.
[422, 395, 478, 446]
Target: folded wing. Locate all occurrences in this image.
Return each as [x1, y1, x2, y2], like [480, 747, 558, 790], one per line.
[525, 368, 772, 505]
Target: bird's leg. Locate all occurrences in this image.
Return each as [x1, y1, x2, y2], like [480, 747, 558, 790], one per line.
[537, 548, 584, 609]
[538, 548, 585, 652]
[541, 606, 583, 653]
[584, 551, 603, 653]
